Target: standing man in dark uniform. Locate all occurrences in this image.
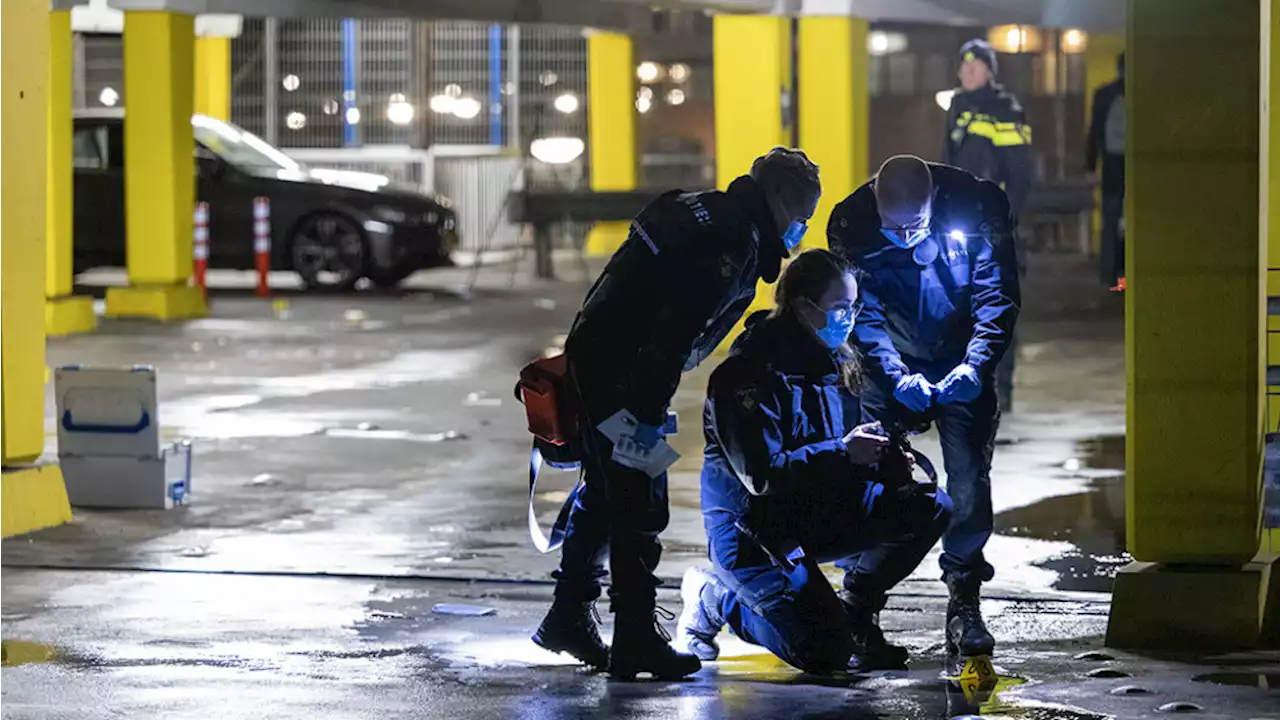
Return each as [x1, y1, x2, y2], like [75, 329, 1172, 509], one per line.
[945, 38, 1032, 412]
[1086, 52, 1126, 290]
[828, 155, 1021, 667]
[532, 148, 822, 680]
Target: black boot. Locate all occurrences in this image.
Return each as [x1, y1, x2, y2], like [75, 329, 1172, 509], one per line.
[532, 600, 609, 669]
[945, 577, 995, 658]
[609, 606, 703, 681]
[676, 568, 727, 661]
[839, 589, 909, 673]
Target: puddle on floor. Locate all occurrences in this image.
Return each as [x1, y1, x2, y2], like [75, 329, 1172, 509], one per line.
[994, 434, 1130, 593]
[1192, 672, 1279, 690]
[1077, 434, 1124, 470]
[1, 640, 58, 667]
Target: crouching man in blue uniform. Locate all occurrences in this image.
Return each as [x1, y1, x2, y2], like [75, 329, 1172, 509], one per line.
[676, 250, 953, 674]
[827, 155, 1021, 662]
[533, 148, 822, 680]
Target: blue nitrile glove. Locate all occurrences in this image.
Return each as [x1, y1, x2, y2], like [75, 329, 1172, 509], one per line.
[937, 363, 981, 405]
[662, 410, 679, 436]
[894, 374, 937, 414]
[631, 422, 663, 451]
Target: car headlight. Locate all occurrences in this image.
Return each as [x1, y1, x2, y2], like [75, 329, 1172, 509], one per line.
[372, 206, 407, 223]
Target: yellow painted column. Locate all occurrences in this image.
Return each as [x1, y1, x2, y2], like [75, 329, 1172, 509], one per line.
[714, 15, 792, 191]
[195, 36, 231, 121]
[1264, 0, 1280, 561]
[798, 16, 868, 250]
[1084, 33, 1125, 256]
[1108, 0, 1271, 651]
[714, 14, 792, 335]
[46, 9, 97, 337]
[584, 32, 637, 257]
[2, 0, 74, 536]
[106, 11, 205, 321]
[3, 0, 52, 464]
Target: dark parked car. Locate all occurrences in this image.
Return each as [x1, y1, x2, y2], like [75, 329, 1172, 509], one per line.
[72, 110, 458, 290]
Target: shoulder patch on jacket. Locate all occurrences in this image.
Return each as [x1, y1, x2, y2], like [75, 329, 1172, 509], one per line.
[736, 384, 761, 411]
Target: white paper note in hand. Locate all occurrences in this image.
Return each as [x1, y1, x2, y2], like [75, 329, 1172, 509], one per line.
[599, 409, 680, 478]
[612, 437, 680, 478]
[597, 409, 640, 445]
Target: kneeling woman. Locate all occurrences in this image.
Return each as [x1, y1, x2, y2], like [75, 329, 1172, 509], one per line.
[678, 249, 953, 674]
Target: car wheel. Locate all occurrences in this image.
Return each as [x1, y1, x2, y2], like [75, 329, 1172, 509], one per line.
[291, 212, 367, 291]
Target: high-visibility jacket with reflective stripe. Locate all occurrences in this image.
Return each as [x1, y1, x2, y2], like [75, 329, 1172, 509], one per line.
[944, 83, 1033, 215]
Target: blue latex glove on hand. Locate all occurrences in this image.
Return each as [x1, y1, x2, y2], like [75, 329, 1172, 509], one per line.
[630, 422, 663, 451]
[937, 364, 981, 405]
[894, 374, 937, 414]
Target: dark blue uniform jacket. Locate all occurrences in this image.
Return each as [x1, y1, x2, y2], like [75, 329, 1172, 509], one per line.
[701, 311, 871, 545]
[566, 176, 785, 426]
[827, 163, 1021, 398]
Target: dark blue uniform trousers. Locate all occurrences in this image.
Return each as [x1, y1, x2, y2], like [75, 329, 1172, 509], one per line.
[553, 422, 669, 614]
[707, 480, 952, 673]
[861, 381, 1000, 585]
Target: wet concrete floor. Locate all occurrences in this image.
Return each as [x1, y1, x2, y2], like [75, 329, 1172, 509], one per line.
[5, 254, 1274, 719]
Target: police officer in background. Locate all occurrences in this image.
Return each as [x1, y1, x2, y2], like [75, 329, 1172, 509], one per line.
[946, 38, 1031, 411]
[828, 155, 1020, 666]
[1086, 52, 1126, 289]
[946, 39, 1033, 215]
[533, 148, 822, 680]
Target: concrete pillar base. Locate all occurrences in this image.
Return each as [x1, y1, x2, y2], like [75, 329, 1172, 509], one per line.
[1264, 550, 1280, 647]
[1, 464, 71, 538]
[45, 295, 97, 336]
[1106, 558, 1279, 651]
[105, 284, 206, 321]
[0, 638, 56, 666]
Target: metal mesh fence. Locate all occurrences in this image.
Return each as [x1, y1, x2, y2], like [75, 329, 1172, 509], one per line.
[230, 18, 267, 136]
[78, 33, 124, 109]
[429, 22, 498, 146]
[275, 18, 345, 147]
[359, 19, 419, 146]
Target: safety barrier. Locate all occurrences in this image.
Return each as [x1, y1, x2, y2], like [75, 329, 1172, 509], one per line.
[253, 197, 271, 297]
[192, 202, 209, 300]
[190, 197, 272, 297]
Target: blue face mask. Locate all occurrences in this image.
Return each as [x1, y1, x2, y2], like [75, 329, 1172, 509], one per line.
[880, 226, 931, 250]
[809, 302, 857, 350]
[782, 221, 808, 251]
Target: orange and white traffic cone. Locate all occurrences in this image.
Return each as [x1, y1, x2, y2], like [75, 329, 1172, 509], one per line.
[253, 196, 271, 298]
[193, 201, 209, 301]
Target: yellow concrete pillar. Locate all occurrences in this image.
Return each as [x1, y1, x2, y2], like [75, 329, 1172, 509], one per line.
[1108, 0, 1273, 651]
[584, 32, 637, 257]
[1084, 33, 1125, 256]
[195, 36, 231, 121]
[798, 16, 868, 250]
[3, 0, 52, 464]
[1263, 0, 1280, 567]
[713, 14, 792, 334]
[106, 11, 206, 321]
[46, 9, 97, 337]
[714, 15, 792, 191]
[1, 0, 74, 536]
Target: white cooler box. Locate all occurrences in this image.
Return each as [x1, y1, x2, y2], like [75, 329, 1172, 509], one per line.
[56, 366, 192, 509]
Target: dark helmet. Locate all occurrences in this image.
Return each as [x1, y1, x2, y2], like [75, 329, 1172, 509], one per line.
[960, 38, 998, 75]
[749, 147, 821, 233]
